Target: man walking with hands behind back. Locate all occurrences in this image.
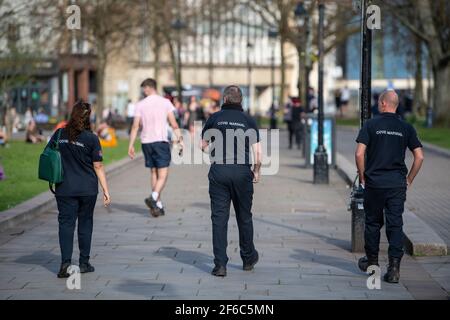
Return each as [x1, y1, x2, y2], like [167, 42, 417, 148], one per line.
[128, 78, 183, 217]
[355, 89, 424, 283]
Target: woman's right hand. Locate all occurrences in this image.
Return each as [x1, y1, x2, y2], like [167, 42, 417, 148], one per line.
[103, 191, 111, 207]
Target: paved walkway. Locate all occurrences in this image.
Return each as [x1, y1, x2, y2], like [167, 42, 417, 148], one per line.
[0, 132, 447, 299]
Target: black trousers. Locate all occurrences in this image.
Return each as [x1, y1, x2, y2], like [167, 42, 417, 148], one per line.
[288, 121, 302, 148]
[363, 187, 406, 259]
[127, 117, 134, 135]
[56, 195, 97, 264]
[208, 165, 257, 267]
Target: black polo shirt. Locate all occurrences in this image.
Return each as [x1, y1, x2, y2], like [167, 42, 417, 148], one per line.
[47, 128, 103, 196]
[356, 113, 422, 189]
[201, 103, 260, 165]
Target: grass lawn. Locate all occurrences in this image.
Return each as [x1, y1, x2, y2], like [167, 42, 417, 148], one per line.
[0, 139, 140, 212]
[415, 127, 450, 150]
[335, 117, 360, 127]
[336, 117, 450, 150]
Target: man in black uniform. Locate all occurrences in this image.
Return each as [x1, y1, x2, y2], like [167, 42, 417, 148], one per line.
[355, 90, 424, 283]
[201, 85, 262, 277]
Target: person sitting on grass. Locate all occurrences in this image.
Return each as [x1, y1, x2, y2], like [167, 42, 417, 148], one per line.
[96, 121, 118, 148]
[0, 127, 7, 146]
[25, 119, 45, 144]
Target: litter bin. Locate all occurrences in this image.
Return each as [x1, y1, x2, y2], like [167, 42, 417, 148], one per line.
[348, 182, 365, 252]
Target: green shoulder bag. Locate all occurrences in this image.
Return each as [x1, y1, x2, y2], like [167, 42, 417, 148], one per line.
[38, 128, 63, 194]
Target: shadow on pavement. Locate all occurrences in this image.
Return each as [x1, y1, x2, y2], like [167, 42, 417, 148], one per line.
[188, 202, 211, 210]
[155, 246, 241, 273]
[114, 279, 169, 299]
[253, 217, 359, 275]
[291, 248, 360, 276]
[14, 250, 59, 274]
[253, 216, 350, 251]
[110, 203, 151, 216]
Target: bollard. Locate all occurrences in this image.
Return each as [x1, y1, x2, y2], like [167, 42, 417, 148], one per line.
[348, 182, 365, 252]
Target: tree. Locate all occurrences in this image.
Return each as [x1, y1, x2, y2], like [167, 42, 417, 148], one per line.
[379, 0, 450, 125]
[0, 0, 43, 125]
[246, 0, 359, 109]
[48, 0, 141, 123]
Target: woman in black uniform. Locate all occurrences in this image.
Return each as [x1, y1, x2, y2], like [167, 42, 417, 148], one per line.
[47, 101, 111, 278]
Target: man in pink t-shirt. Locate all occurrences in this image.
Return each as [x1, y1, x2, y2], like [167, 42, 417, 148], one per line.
[128, 78, 183, 217]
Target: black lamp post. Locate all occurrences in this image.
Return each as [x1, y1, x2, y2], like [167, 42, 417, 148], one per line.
[359, 0, 372, 128]
[294, 1, 311, 111]
[247, 41, 253, 113]
[313, 0, 329, 184]
[268, 29, 278, 129]
[171, 18, 187, 98]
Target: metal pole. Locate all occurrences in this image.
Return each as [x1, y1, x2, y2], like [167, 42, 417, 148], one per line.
[247, 42, 252, 113]
[313, 0, 329, 184]
[304, 14, 311, 112]
[351, 0, 372, 253]
[317, 5, 324, 148]
[271, 44, 277, 129]
[177, 28, 182, 98]
[360, 0, 372, 128]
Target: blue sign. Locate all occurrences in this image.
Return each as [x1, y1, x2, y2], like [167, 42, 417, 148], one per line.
[310, 118, 333, 165]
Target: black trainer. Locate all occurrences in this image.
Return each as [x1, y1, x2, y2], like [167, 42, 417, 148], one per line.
[158, 207, 165, 216]
[358, 255, 379, 272]
[243, 251, 259, 271]
[383, 257, 401, 283]
[145, 197, 158, 210]
[211, 265, 227, 277]
[145, 197, 160, 217]
[57, 262, 71, 278]
[79, 262, 95, 274]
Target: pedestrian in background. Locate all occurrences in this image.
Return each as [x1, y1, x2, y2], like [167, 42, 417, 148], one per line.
[185, 95, 204, 137]
[334, 88, 342, 117]
[25, 119, 45, 144]
[290, 97, 305, 150]
[283, 97, 293, 147]
[340, 85, 350, 114]
[126, 99, 135, 135]
[201, 85, 261, 277]
[46, 101, 111, 278]
[128, 78, 184, 217]
[355, 90, 424, 283]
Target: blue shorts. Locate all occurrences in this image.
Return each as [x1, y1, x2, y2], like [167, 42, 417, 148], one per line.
[142, 142, 171, 168]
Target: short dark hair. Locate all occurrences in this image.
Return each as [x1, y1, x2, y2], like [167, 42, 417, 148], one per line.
[141, 78, 157, 89]
[223, 85, 243, 104]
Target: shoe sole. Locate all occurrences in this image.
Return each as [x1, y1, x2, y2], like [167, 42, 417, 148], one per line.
[383, 276, 399, 283]
[145, 198, 161, 217]
[80, 269, 95, 274]
[212, 272, 227, 277]
[149, 208, 160, 217]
